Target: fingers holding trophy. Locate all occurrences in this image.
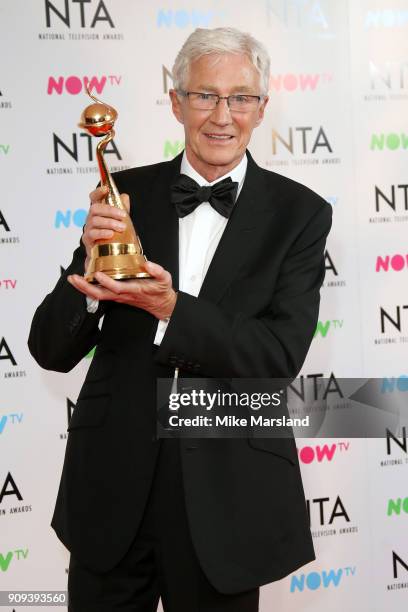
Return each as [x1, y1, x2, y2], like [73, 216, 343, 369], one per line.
[79, 86, 151, 282]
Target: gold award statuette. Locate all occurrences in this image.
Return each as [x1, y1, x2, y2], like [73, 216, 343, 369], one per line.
[79, 86, 151, 282]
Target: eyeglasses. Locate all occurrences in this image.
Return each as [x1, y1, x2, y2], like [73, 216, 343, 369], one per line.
[177, 90, 262, 112]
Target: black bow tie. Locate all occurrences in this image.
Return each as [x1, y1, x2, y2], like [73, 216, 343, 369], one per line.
[170, 174, 239, 219]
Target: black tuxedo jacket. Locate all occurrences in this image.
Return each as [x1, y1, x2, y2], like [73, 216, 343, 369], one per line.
[28, 150, 332, 594]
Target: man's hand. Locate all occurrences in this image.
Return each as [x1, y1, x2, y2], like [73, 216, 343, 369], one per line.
[82, 185, 128, 272]
[68, 262, 177, 321]
[71, 187, 177, 320]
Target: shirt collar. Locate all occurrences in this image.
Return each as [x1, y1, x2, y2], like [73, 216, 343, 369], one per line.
[180, 151, 247, 195]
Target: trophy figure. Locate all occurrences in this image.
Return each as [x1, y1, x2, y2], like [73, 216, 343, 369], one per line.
[79, 87, 151, 282]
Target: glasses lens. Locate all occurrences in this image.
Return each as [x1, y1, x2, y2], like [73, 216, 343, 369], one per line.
[229, 95, 259, 112]
[189, 93, 217, 110]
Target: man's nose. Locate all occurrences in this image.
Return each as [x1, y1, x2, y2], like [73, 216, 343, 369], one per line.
[210, 98, 233, 125]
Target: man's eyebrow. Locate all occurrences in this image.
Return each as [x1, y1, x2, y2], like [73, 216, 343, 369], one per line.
[194, 85, 257, 94]
[194, 85, 219, 92]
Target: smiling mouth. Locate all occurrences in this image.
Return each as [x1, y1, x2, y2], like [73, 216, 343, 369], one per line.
[204, 133, 234, 141]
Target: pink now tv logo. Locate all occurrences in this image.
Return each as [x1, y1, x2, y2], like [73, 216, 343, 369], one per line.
[297, 442, 350, 463]
[269, 73, 332, 92]
[47, 75, 121, 95]
[376, 254, 408, 272]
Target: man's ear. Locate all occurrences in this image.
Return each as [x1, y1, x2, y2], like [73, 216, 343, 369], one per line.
[255, 95, 269, 127]
[169, 89, 184, 125]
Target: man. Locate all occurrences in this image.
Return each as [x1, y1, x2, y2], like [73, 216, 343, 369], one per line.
[29, 27, 332, 612]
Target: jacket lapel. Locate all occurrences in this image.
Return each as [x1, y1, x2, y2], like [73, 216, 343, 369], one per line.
[198, 151, 278, 304]
[141, 153, 182, 291]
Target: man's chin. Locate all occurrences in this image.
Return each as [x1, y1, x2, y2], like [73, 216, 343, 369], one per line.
[200, 151, 241, 168]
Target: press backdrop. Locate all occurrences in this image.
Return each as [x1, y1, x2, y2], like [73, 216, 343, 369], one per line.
[1, 1, 407, 610]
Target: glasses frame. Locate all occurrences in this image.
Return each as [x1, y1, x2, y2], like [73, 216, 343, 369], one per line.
[177, 90, 263, 112]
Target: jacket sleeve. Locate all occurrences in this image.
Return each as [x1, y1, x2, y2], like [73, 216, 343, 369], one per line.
[154, 202, 332, 379]
[28, 238, 107, 373]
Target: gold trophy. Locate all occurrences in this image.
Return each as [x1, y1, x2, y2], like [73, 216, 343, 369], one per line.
[79, 86, 151, 282]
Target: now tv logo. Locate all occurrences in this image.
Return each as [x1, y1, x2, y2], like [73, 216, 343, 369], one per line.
[0, 548, 28, 572]
[55, 209, 87, 228]
[297, 442, 350, 464]
[0, 413, 23, 434]
[47, 74, 121, 95]
[290, 566, 356, 593]
[376, 254, 408, 272]
[269, 73, 332, 92]
[371, 132, 408, 150]
[388, 497, 408, 516]
[0, 280, 17, 289]
[365, 9, 408, 29]
[314, 319, 343, 338]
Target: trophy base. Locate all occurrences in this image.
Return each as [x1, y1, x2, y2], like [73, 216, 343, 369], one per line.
[85, 243, 152, 283]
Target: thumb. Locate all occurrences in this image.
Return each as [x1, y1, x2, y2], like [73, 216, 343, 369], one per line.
[120, 193, 131, 214]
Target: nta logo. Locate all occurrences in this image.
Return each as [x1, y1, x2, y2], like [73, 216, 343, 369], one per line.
[45, 0, 114, 28]
[162, 65, 174, 94]
[0, 473, 22, 505]
[0, 338, 16, 366]
[266, 0, 331, 32]
[386, 427, 407, 456]
[272, 126, 332, 155]
[0, 211, 10, 232]
[289, 373, 343, 402]
[325, 250, 338, 275]
[374, 184, 408, 212]
[392, 551, 408, 579]
[47, 74, 121, 95]
[370, 61, 408, 91]
[67, 397, 75, 425]
[307, 496, 350, 526]
[380, 305, 408, 333]
[52, 132, 121, 162]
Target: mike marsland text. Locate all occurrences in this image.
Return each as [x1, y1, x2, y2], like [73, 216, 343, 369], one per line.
[167, 415, 310, 428]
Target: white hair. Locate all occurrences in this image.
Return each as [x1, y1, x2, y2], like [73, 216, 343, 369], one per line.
[172, 27, 270, 95]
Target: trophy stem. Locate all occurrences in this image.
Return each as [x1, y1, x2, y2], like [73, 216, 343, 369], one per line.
[96, 129, 123, 209]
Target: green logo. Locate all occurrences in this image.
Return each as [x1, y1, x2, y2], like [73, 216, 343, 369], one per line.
[0, 552, 12, 572]
[314, 319, 344, 338]
[371, 133, 408, 150]
[387, 497, 408, 516]
[164, 140, 184, 159]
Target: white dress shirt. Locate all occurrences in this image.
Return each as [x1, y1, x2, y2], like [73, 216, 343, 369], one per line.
[153, 152, 247, 345]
